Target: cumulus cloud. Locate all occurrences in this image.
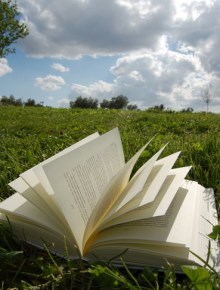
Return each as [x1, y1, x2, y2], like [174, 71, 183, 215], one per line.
[18, 0, 173, 59]
[71, 80, 113, 98]
[172, 0, 220, 75]
[57, 97, 71, 107]
[70, 38, 220, 111]
[51, 63, 70, 72]
[17, 0, 220, 75]
[0, 59, 13, 77]
[35, 75, 65, 91]
[16, 0, 220, 111]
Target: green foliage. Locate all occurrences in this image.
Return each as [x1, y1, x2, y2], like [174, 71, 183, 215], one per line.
[109, 95, 129, 109]
[70, 96, 98, 109]
[208, 224, 220, 245]
[0, 95, 44, 107]
[70, 95, 129, 109]
[100, 98, 111, 108]
[181, 265, 218, 290]
[180, 107, 194, 113]
[127, 104, 138, 110]
[24, 98, 36, 107]
[0, 0, 29, 57]
[0, 94, 22, 106]
[147, 104, 165, 112]
[100, 95, 129, 109]
[0, 106, 220, 288]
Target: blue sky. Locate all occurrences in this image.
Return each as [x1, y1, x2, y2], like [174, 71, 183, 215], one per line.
[1, 0, 220, 112]
[1, 48, 117, 107]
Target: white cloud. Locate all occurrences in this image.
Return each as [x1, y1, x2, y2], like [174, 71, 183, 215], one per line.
[51, 63, 70, 72]
[35, 75, 65, 91]
[18, 0, 173, 59]
[15, 0, 220, 112]
[17, 0, 220, 76]
[173, 0, 214, 21]
[172, 0, 220, 76]
[70, 41, 220, 111]
[0, 59, 13, 77]
[70, 80, 114, 99]
[57, 97, 70, 107]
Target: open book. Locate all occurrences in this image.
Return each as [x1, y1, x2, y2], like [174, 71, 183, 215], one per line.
[0, 128, 219, 269]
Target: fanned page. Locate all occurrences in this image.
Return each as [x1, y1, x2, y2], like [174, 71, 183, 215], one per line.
[88, 180, 200, 255]
[35, 128, 125, 254]
[14, 132, 100, 219]
[100, 166, 191, 229]
[0, 193, 60, 230]
[8, 178, 71, 238]
[101, 145, 167, 222]
[82, 138, 154, 251]
[99, 151, 187, 227]
[0, 193, 77, 256]
[7, 132, 101, 247]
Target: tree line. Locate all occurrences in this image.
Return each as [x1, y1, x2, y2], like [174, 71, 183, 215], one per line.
[0, 94, 195, 113]
[70, 95, 138, 110]
[0, 94, 139, 110]
[0, 95, 44, 107]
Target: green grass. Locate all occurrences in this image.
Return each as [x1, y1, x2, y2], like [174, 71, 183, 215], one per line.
[0, 106, 220, 289]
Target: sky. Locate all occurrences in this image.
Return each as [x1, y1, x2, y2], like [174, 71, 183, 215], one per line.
[1, 0, 220, 112]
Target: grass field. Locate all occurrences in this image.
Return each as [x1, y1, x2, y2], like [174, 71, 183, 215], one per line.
[0, 106, 220, 289]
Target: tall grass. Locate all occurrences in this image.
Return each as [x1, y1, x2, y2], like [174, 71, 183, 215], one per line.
[0, 106, 219, 288]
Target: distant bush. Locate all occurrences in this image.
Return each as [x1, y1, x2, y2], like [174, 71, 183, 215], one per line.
[180, 107, 194, 113]
[100, 95, 129, 109]
[127, 104, 138, 110]
[0, 95, 44, 107]
[70, 96, 98, 109]
[0, 95, 22, 106]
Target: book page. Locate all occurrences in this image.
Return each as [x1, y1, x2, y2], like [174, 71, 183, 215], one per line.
[100, 166, 191, 228]
[9, 177, 55, 217]
[188, 185, 219, 266]
[87, 181, 199, 253]
[139, 152, 181, 206]
[18, 131, 100, 210]
[8, 178, 73, 238]
[102, 151, 185, 226]
[8, 131, 101, 244]
[35, 128, 125, 253]
[20, 169, 71, 231]
[203, 187, 220, 267]
[104, 145, 167, 216]
[103, 151, 181, 224]
[0, 211, 77, 258]
[82, 140, 153, 250]
[0, 193, 74, 240]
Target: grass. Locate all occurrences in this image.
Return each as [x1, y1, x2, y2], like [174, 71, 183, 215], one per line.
[0, 106, 220, 289]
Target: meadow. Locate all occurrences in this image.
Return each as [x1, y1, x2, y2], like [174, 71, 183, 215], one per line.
[0, 106, 220, 289]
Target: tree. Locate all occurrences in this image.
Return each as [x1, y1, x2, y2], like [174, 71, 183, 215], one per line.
[100, 99, 110, 109]
[0, 0, 29, 57]
[148, 104, 165, 112]
[100, 95, 129, 109]
[24, 98, 36, 106]
[201, 83, 213, 113]
[180, 107, 194, 113]
[109, 95, 129, 109]
[0, 94, 22, 106]
[0, 95, 10, 105]
[70, 96, 98, 109]
[127, 104, 138, 110]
